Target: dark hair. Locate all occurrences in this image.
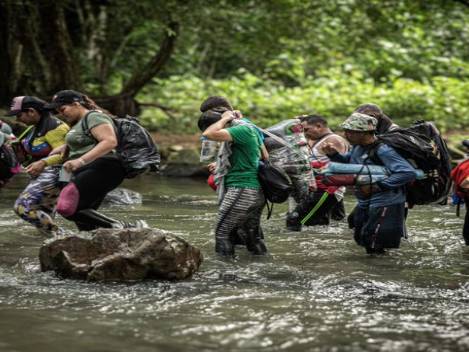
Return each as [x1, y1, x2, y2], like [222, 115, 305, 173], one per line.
[200, 96, 233, 113]
[81, 95, 113, 116]
[300, 114, 328, 127]
[197, 107, 230, 132]
[354, 103, 393, 134]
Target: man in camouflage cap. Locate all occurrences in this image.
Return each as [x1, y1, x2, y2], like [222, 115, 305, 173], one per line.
[341, 112, 377, 132]
[322, 111, 416, 255]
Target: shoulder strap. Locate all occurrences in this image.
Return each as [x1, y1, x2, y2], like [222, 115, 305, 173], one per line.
[81, 110, 117, 139]
[81, 111, 96, 138]
[16, 125, 34, 141]
[265, 201, 273, 220]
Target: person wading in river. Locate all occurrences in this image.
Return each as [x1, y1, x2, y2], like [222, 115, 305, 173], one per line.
[322, 113, 415, 254]
[6, 96, 69, 235]
[296, 115, 349, 227]
[198, 96, 267, 256]
[451, 140, 469, 245]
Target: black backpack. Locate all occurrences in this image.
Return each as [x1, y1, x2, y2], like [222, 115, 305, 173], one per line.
[369, 121, 452, 206]
[83, 112, 160, 178]
[0, 144, 18, 183]
[258, 160, 293, 203]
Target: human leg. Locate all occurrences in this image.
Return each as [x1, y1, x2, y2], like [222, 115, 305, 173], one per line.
[214, 187, 264, 256]
[56, 158, 125, 231]
[242, 189, 267, 255]
[285, 175, 310, 231]
[13, 166, 61, 233]
[358, 203, 405, 253]
[463, 199, 469, 245]
[331, 198, 346, 221]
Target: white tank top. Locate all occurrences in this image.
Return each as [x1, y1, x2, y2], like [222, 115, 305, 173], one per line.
[311, 134, 347, 200]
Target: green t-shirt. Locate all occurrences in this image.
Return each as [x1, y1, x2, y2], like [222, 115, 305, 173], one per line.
[65, 112, 115, 159]
[224, 124, 261, 189]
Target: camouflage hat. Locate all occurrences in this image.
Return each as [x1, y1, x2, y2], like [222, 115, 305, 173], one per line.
[341, 112, 377, 132]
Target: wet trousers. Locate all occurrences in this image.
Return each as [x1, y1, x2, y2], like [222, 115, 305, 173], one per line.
[352, 203, 406, 253]
[56, 157, 125, 231]
[215, 187, 266, 255]
[287, 190, 345, 230]
[14, 166, 61, 233]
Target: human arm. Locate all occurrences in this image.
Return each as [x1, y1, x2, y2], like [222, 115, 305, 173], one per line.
[25, 124, 70, 176]
[319, 135, 349, 154]
[202, 111, 234, 142]
[207, 162, 216, 174]
[321, 141, 352, 163]
[63, 122, 117, 172]
[260, 144, 269, 160]
[375, 145, 416, 190]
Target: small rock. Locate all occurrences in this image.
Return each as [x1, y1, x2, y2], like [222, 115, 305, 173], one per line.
[169, 145, 184, 152]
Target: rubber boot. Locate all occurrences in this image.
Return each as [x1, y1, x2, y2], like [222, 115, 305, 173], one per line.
[231, 228, 246, 245]
[286, 211, 302, 232]
[215, 239, 235, 256]
[245, 226, 267, 255]
[72, 209, 121, 231]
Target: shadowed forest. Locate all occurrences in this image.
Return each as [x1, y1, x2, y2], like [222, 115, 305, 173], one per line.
[1, 0, 468, 138]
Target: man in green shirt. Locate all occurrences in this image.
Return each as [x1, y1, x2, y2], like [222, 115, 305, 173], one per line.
[199, 96, 267, 256]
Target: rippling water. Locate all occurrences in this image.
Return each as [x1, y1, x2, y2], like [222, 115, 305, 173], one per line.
[0, 174, 468, 352]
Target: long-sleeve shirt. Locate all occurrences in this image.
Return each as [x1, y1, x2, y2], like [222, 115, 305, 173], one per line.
[331, 143, 416, 208]
[21, 116, 70, 166]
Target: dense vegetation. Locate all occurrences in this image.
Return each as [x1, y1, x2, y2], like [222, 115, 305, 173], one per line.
[1, 0, 469, 132]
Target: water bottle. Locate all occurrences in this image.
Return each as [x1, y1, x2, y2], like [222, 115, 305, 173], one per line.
[200, 136, 218, 162]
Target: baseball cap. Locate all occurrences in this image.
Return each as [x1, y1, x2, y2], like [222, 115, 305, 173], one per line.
[45, 90, 85, 110]
[341, 112, 377, 132]
[5, 96, 47, 116]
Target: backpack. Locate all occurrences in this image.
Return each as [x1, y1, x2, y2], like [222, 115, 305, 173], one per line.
[258, 160, 293, 203]
[83, 112, 160, 178]
[368, 120, 452, 206]
[0, 144, 19, 184]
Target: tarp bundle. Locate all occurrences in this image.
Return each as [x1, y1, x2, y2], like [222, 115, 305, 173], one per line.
[263, 119, 315, 202]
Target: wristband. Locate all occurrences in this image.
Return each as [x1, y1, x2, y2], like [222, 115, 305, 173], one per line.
[78, 157, 87, 166]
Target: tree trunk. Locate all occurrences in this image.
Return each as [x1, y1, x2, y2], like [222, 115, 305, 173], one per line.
[38, 2, 82, 93]
[0, 1, 16, 104]
[120, 21, 179, 97]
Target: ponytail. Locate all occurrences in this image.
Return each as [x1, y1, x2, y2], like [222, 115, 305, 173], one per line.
[82, 95, 113, 117]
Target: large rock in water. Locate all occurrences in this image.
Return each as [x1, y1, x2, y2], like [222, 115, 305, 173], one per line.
[39, 228, 203, 281]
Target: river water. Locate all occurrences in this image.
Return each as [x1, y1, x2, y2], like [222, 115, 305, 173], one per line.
[0, 174, 468, 352]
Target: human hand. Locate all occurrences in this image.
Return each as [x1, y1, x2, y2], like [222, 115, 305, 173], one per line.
[221, 110, 236, 121]
[49, 144, 68, 156]
[63, 158, 84, 172]
[233, 110, 243, 119]
[207, 162, 216, 174]
[308, 179, 317, 192]
[358, 184, 381, 198]
[25, 160, 46, 177]
[321, 142, 339, 156]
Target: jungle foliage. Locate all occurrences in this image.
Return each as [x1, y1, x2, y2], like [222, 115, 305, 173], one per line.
[1, 0, 468, 131]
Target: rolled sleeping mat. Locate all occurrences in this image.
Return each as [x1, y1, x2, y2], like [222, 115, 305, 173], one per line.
[321, 162, 426, 179]
[322, 174, 389, 186]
